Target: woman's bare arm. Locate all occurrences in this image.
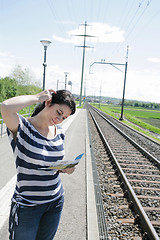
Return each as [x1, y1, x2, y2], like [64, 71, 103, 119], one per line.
[1, 95, 39, 135]
[1, 90, 54, 135]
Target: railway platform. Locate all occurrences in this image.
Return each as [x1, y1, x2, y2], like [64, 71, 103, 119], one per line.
[0, 109, 99, 240]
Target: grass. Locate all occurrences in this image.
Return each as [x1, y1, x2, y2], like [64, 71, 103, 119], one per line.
[91, 103, 160, 143]
[77, 104, 84, 109]
[76, 100, 84, 109]
[110, 106, 160, 119]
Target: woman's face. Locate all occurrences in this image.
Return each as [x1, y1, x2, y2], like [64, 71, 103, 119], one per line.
[45, 103, 72, 125]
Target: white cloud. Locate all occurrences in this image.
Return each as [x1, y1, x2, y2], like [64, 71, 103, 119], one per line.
[148, 57, 160, 63]
[0, 51, 19, 61]
[88, 22, 125, 43]
[0, 51, 17, 77]
[82, 67, 160, 103]
[0, 52, 11, 57]
[53, 22, 125, 45]
[123, 69, 160, 102]
[53, 35, 81, 44]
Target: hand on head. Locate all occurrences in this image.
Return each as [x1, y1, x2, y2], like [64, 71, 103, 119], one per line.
[37, 89, 56, 103]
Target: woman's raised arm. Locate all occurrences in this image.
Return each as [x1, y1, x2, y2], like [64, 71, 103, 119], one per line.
[1, 90, 54, 135]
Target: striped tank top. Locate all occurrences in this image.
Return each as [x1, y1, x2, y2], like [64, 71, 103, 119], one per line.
[7, 115, 64, 206]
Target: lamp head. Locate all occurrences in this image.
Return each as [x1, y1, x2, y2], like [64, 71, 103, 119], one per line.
[64, 72, 69, 75]
[40, 40, 52, 48]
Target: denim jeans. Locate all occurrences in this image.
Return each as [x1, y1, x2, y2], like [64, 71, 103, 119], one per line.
[9, 195, 64, 240]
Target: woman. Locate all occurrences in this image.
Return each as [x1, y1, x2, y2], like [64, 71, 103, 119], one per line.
[1, 89, 76, 240]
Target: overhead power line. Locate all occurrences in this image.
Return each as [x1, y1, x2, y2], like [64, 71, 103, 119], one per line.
[125, 0, 145, 32]
[125, 0, 152, 40]
[46, 0, 66, 38]
[111, 0, 152, 58]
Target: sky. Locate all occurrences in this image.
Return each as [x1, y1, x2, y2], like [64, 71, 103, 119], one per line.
[0, 0, 160, 103]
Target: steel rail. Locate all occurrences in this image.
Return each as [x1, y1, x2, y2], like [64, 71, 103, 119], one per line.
[96, 106, 160, 147]
[90, 105, 160, 169]
[89, 108, 160, 240]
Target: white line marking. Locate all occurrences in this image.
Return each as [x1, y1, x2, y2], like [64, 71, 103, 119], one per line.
[0, 175, 16, 229]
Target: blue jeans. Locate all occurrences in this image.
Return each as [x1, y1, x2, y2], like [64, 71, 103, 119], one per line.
[9, 195, 64, 240]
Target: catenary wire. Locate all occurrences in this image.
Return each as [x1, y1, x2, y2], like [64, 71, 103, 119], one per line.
[110, 0, 152, 59]
[46, 0, 67, 38]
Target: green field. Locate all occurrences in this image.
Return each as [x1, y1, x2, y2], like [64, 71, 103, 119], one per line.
[92, 103, 160, 142]
[138, 118, 160, 128]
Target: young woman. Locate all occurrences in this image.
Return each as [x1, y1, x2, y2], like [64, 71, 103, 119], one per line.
[1, 89, 76, 240]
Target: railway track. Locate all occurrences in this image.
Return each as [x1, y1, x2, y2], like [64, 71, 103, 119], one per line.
[87, 104, 160, 240]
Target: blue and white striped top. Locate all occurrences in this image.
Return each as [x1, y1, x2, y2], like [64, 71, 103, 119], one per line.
[7, 115, 64, 206]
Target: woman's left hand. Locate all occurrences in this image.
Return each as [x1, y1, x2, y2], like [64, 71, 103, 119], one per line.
[60, 167, 75, 174]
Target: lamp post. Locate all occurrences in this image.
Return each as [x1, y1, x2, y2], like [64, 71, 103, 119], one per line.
[57, 80, 67, 91]
[57, 80, 59, 91]
[64, 72, 69, 90]
[40, 40, 51, 90]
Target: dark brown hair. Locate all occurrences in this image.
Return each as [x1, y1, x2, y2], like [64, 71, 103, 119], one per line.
[32, 90, 76, 117]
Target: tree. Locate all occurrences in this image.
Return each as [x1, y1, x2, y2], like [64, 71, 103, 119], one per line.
[10, 65, 41, 88]
[0, 65, 42, 103]
[0, 77, 17, 102]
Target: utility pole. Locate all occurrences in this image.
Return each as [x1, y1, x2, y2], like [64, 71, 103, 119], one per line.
[76, 21, 94, 106]
[99, 80, 102, 108]
[84, 77, 86, 104]
[119, 46, 129, 120]
[89, 45, 129, 120]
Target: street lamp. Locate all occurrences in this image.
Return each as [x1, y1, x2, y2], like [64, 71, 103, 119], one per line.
[40, 40, 51, 90]
[64, 72, 69, 90]
[68, 80, 72, 92]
